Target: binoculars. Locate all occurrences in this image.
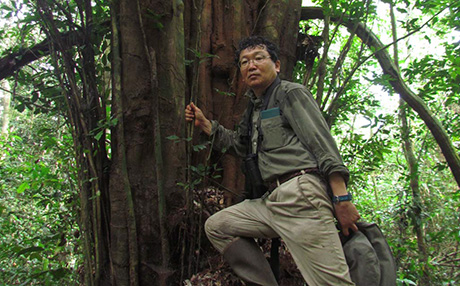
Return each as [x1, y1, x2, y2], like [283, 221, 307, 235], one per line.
[243, 154, 268, 199]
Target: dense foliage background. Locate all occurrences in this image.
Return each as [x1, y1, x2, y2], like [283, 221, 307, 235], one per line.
[0, 0, 459, 285]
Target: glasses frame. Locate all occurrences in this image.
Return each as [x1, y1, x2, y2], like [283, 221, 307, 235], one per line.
[238, 54, 271, 69]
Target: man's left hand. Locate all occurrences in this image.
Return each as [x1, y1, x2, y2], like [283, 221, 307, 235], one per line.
[334, 201, 360, 236]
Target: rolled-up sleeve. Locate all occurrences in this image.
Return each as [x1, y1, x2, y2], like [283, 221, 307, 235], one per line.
[281, 87, 349, 183]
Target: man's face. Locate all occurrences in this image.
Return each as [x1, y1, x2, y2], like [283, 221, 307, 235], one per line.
[239, 45, 280, 96]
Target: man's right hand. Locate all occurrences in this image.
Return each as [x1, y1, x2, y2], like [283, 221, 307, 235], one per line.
[185, 102, 212, 135]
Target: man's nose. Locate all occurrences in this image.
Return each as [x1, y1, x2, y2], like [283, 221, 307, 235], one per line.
[248, 61, 257, 70]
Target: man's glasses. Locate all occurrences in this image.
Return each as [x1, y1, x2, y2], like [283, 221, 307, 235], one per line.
[238, 55, 271, 69]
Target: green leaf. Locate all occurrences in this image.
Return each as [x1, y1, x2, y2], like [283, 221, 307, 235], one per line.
[192, 144, 207, 152]
[214, 88, 235, 97]
[17, 182, 30, 193]
[94, 130, 104, 141]
[177, 182, 189, 190]
[424, 35, 432, 44]
[166, 135, 180, 143]
[154, 22, 164, 29]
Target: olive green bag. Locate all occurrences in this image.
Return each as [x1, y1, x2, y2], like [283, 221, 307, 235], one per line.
[342, 222, 397, 286]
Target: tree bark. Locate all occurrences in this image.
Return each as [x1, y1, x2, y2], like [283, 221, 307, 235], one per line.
[399, 100, 430, 285]
[0, 81, 11, 135]
[301, 6, 460, 188]
[109, 0, 186, 285]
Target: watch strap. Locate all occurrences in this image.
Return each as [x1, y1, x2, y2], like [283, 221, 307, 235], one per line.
[332, 193, 353, 203]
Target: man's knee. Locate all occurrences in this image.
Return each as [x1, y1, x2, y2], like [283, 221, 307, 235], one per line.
[204, 212, 224, 238]
[204, 211, 233, 253]
[204, 215, 214, 237]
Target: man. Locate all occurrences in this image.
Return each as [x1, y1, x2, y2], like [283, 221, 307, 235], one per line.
[185, 36, 360, 286]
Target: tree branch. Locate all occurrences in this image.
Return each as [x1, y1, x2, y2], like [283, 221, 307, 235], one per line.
[0, 31, 80, 81]
[0, 21, 109, 81]
[301, 6, 460, 188]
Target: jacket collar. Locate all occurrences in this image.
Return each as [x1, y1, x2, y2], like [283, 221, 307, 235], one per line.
[248, 75, 281, 110]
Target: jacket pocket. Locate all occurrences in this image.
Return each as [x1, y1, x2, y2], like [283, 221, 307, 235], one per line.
[261, 114, 286, 150]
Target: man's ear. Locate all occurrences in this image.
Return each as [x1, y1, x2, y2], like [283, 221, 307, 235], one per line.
[275, 60, 281, 73]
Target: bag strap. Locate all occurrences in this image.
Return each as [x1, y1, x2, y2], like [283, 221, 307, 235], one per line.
[245, 100, 254, 156]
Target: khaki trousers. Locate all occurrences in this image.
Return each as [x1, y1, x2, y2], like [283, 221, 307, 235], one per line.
[205, 173, 354, 286]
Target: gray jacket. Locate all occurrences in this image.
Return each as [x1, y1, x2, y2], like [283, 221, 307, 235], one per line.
[210, 80, 349, 183]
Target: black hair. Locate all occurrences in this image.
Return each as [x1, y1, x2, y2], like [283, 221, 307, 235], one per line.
[234, 36, 280, 66]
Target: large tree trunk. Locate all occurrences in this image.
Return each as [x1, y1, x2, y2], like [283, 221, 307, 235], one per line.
[109, 0, 187, 285]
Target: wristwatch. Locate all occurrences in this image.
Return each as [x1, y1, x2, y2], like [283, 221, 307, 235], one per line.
[332, 193, 353, 204]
